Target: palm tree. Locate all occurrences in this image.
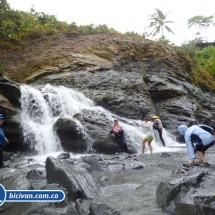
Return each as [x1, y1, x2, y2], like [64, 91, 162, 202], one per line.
[145, 8, 174, 37]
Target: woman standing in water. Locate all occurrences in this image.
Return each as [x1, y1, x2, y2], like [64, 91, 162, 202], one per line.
[141, 117, 154, 154]
[110, 118, 128, 153]
[152, 115, 166, 147]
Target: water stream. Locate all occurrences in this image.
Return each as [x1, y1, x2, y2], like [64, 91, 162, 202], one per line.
[20, 84, 182, 156]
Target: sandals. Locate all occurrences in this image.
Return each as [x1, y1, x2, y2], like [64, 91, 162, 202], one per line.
[203, 162, 210, 167]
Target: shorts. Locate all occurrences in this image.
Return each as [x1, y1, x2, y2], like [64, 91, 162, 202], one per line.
[196, 141, 214, 152]
[145, 135, 153, 141]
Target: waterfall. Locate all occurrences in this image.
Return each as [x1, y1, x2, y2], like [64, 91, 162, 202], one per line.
[20, 84, 182, 155]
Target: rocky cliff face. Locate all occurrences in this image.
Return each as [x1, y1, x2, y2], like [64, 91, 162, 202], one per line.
[1, 34, 215, 150]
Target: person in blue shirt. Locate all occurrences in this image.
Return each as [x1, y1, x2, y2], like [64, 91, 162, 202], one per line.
[178, 124, 215, 166]
[0, 114, 9, 168]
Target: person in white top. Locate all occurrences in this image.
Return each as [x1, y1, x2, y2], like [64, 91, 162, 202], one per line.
[141, 117, 154, 154]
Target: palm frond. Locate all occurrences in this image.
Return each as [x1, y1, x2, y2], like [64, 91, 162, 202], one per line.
[164, 26, 174, 34]
[155, 8, 166, 20]
[150, 25, 160, 37]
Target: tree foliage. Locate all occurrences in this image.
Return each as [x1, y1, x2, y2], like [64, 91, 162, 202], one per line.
[145, 8, 174, 37]
[187, 15, 214, 29]
[195, 46, 215, 75]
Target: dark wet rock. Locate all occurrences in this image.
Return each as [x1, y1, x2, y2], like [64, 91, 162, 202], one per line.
[53, 117, 87, 153]
[63, 158, 75, 164]
[75, 198, 88, 215]
[0, 202, 13, 213]
[26, 169, 46, 180]
[21, 203, 52, 215]
[0, 172, 30, 190]
[88, 203, 121, 215]
[172, 167, 188, 175]
[42, 207, 68, 215]
[0, 107, 24, 152]
[57, 152, 70, 160]
[132, 163, 144, 169]
[29, 180, 47, 190]
[82, 155, 106, 172]
[3, 151, 10, 161]
[156, 166, 215, 214]
[0, 74, 21, 108]
[46, 156, 100, 201]
[75, 162, 92, 172]
[66, 204, 79, 215]
[160, 152, 171, 158]
[0, 103, 24, 155]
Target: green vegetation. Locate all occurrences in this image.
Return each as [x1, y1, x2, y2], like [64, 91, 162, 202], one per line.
[176, 40, 215, 92]
[188, 15, 214, 29]
[195, 46, 215, 76]
[0, 1, 144, 53]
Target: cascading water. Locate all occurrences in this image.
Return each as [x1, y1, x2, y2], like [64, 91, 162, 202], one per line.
[20, 84, 181, 155]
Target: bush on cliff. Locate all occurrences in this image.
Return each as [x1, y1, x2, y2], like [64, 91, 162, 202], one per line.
[0, 1, 142, 53]
[175, 40, 215, 92]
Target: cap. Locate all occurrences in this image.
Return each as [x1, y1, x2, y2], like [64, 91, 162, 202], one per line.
[0, 114, 4, 119]
[152, 115, 159, 119]
[114, 118, 118, 121]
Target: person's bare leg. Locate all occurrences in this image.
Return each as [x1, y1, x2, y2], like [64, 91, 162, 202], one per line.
[196, 151, 206, 163]
[148, 141, 153, 154]
[199, 151, 205, 163]
[142, 138, 147, 154]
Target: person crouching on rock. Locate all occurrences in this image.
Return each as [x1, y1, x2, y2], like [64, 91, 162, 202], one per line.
[110, 118, 128, 153]
[152, 115, 165, 147]
[141, 117, 154, 155]
[178, 124, 215, 166]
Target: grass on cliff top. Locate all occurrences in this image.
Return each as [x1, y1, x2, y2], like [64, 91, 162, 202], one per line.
[0, 5, 144, 54]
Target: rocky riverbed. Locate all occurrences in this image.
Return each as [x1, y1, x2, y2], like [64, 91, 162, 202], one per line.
[1, 146, 215, 215]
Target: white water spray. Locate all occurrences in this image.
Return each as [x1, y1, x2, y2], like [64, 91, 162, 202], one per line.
[20, 84, 183, 155]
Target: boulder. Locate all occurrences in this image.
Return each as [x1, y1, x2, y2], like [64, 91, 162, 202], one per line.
[156, 166, 215, 214]
[46, 156, 100, 201]
[53, 117, 87, 152]
[57, 152, 70, 160]
[82, 155, 106, 172]
[26, 169, 46, 180]
[0, 74, 21, 108]
[0, 106, 24, 151]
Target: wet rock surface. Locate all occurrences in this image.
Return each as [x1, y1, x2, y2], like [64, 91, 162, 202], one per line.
[46, 156, 100, 201]
[157, 165, 215, 214]
[0, 148, 215, 214]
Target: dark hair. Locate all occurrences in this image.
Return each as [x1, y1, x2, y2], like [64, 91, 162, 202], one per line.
[144, 117, 150, 121]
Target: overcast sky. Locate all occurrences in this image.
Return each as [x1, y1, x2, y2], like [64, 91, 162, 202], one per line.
[7, 0, 215, 45]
